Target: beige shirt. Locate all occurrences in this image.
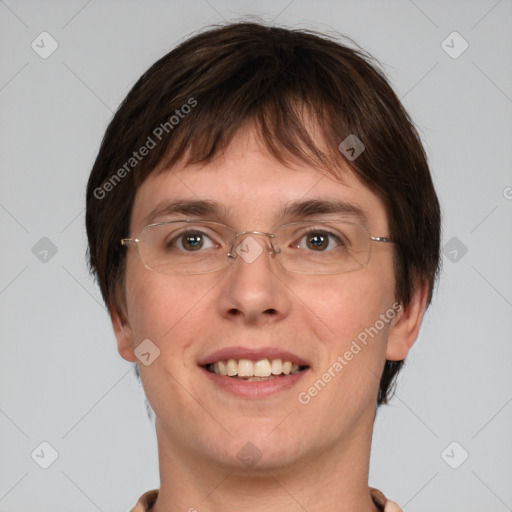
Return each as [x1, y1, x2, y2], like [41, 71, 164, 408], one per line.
[130, 488, 403, 511]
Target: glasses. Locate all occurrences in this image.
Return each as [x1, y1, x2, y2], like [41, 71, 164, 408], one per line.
[120, 219, 394, 276]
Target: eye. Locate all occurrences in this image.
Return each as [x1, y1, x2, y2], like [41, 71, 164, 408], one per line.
[167, 230, 218, 252]
[295, 229, 346, 252]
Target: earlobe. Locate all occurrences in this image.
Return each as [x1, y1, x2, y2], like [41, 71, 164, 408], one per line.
[110, 303, 137, 363]
[385, 280, 430, 361]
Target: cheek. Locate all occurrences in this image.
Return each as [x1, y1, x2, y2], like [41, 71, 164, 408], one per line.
[123, 259, 221, 359]
[295, 263, 395, 346]
[293, 265, 396, 411]
[125, 254, 179, 331]
[294, 301, 392, 430]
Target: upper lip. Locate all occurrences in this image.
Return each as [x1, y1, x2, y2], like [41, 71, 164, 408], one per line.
[198, 347, 310, 367]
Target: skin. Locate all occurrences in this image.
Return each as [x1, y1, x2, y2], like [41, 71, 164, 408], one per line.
[112, 124, 428, 512]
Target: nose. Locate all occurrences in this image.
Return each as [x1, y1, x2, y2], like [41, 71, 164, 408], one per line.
[216, 233, 291, 325]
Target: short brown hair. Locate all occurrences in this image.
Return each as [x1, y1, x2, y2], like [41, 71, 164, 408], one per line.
[86, 21, 441, 405]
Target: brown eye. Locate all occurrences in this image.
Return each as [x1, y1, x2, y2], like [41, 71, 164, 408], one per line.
[181, 232, 204, 251]
[306, 233, 329, 251]
[297, 230, 344, 252]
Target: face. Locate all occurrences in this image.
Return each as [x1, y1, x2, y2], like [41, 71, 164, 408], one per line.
[114, 125, 404, 473]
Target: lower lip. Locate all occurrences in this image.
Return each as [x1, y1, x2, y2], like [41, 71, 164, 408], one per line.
[200, 367, 309, 399]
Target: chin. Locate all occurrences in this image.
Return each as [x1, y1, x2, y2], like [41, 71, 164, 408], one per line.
[208, 425, 312, 472]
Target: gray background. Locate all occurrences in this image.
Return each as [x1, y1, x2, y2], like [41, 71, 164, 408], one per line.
[1, 0, 511, 511]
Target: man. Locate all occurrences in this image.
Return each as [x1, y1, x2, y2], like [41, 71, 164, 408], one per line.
[86, 21, 441, 511]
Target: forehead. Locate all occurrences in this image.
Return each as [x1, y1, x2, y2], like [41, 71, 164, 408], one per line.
[130, 126, 389, 233]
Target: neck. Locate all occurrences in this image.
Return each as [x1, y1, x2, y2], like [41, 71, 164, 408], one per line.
[151, 411, 380, 512]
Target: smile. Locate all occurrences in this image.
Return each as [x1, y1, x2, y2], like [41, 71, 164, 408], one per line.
[205, 358, 307, 381]
[199, 347, 311, 397]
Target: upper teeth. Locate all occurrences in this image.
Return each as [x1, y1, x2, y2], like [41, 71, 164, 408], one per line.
[210, 358, 301, 377]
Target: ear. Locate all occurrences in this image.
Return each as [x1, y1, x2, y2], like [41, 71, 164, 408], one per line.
[110, 302, 137, 363]
[386, 279, 430, 361]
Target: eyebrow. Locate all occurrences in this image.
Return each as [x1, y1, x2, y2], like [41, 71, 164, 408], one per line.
[144, 198, 368, 226]
[278, 198, 368, 225]
[144, 199, 228, 225]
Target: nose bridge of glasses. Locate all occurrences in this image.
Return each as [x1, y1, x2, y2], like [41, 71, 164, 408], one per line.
[228, 230, 278, 259]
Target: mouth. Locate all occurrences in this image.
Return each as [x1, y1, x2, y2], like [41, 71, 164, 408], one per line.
[198, 348, 310, 398]
[204, 358, 308, 381]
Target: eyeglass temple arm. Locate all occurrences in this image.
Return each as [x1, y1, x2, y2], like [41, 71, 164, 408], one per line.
[120, 238, 139, 246]
[370, 236, 393, 243]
